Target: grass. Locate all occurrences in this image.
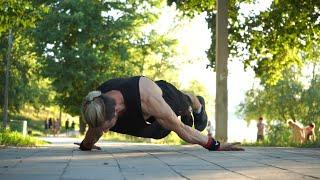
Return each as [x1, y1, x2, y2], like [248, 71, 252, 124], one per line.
[0, 129, 47, 147]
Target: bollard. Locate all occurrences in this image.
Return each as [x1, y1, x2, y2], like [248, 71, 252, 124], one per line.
[22, 120, 27, 136]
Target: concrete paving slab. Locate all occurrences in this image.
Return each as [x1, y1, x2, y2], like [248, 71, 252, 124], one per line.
[0, 138, 319, 180]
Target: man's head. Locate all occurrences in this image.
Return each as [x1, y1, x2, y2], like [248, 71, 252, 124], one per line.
[308, 123, 315, 129]
[81, 91, 116, 128]
[259, 117, 263, 121]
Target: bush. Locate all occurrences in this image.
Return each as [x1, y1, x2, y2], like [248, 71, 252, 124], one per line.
[0, 129, 47, 147]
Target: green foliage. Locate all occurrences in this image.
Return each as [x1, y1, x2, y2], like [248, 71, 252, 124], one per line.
[0, 0, 48, 35]
[169, 0, 320, 86]
[237, 66, 309, 123]
[167, 0, 216, 17]
[300, 73, 320, 125]
[265, 123, 291, 146]
[0, 33, 54, 112]
[237, 63, 320, 139]
[0, 129, 46, 146]
[0, 0, 52, 113]
[33, 0, 177, 117]
[233, 0, 320, 85]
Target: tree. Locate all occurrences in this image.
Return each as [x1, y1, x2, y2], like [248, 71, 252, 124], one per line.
[233, 1, 320, 85]
[33, 0, 177, 133]
[237, 66, 312, 124]
[0, 0, 49, 128]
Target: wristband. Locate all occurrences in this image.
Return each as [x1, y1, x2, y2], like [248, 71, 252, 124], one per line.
[203, 136, 220, 151]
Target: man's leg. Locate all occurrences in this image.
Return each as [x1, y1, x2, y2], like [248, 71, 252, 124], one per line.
[138, 121, 171, 139]
[184, 93, 208, 131]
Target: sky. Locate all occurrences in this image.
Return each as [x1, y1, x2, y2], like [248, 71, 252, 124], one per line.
[151, 1, 273, 142]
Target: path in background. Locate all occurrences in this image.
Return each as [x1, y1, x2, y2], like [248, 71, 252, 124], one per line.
[0, 138, 319, 180]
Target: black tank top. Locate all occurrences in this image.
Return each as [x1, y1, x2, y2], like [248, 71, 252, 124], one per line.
[97, 76, 191, 137]
[97, 76, 148, 136]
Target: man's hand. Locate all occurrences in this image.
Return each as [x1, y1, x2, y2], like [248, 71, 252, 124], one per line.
[74, 142, 101, 150]
[219, 142, 244, 151]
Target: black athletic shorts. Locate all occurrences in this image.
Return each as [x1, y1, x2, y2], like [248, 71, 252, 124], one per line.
[137, 80, 194, 139]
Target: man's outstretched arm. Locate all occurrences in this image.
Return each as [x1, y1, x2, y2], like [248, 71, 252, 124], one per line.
[139, 77, 243, 151]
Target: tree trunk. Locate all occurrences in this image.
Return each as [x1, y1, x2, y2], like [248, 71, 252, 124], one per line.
[215, 0, 228, 142]
[3, 29, 13, 129]
[79, 115, 86, 135]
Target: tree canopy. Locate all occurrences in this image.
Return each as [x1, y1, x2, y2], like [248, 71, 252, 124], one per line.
[0, 0, 50, 112]
[33, 0, 177, 116]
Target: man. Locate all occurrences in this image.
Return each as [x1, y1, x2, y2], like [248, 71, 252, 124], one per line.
[76, 76, 243, 151]
[256, 117, 266, 142]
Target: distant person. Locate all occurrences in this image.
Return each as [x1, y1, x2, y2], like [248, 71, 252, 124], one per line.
[75, 76, 243, 151]
[65, 119, 70, 136]
[55, 119, 61, 135]
[304, 123, 316, 143]
[70, 121, 76, 136]
[52, 119, 56, 136]
[71, 121, 75, 130]
[48, 118, 53, 130]
[257, 117, 266, 142]
[44, 119, 49, 135]
[288, 119, 305, 144]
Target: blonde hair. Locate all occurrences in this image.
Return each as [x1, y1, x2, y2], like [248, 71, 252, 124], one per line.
[81, 91, 115, 128]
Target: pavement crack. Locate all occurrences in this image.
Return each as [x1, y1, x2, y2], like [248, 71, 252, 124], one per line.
[59, 148, 74, 179]
[107, 149, 127, 180]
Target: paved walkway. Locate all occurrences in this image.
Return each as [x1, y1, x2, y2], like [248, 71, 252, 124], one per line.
[0, 138, 319, 180]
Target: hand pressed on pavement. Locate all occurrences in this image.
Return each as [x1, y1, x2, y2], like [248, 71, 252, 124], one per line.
[74, 142, 101, 150]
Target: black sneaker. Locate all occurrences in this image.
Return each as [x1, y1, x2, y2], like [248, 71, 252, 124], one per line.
[181, 113, 193, 127]
[193, 96, 208, 131]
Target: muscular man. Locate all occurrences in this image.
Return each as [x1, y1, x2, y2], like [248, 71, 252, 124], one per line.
[76, 76, 243, 151]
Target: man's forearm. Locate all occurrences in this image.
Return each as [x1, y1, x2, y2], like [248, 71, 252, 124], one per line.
[176, 124, 207, 146]
[80, 127, 103, 150]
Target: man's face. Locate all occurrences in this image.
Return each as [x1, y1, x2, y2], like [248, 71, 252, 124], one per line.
[101, 118, 117, 133]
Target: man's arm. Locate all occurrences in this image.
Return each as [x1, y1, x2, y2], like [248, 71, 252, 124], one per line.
[79, 127, 103, 150]
[139, 77, 207, 146]
[140, 77, 243, 151]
